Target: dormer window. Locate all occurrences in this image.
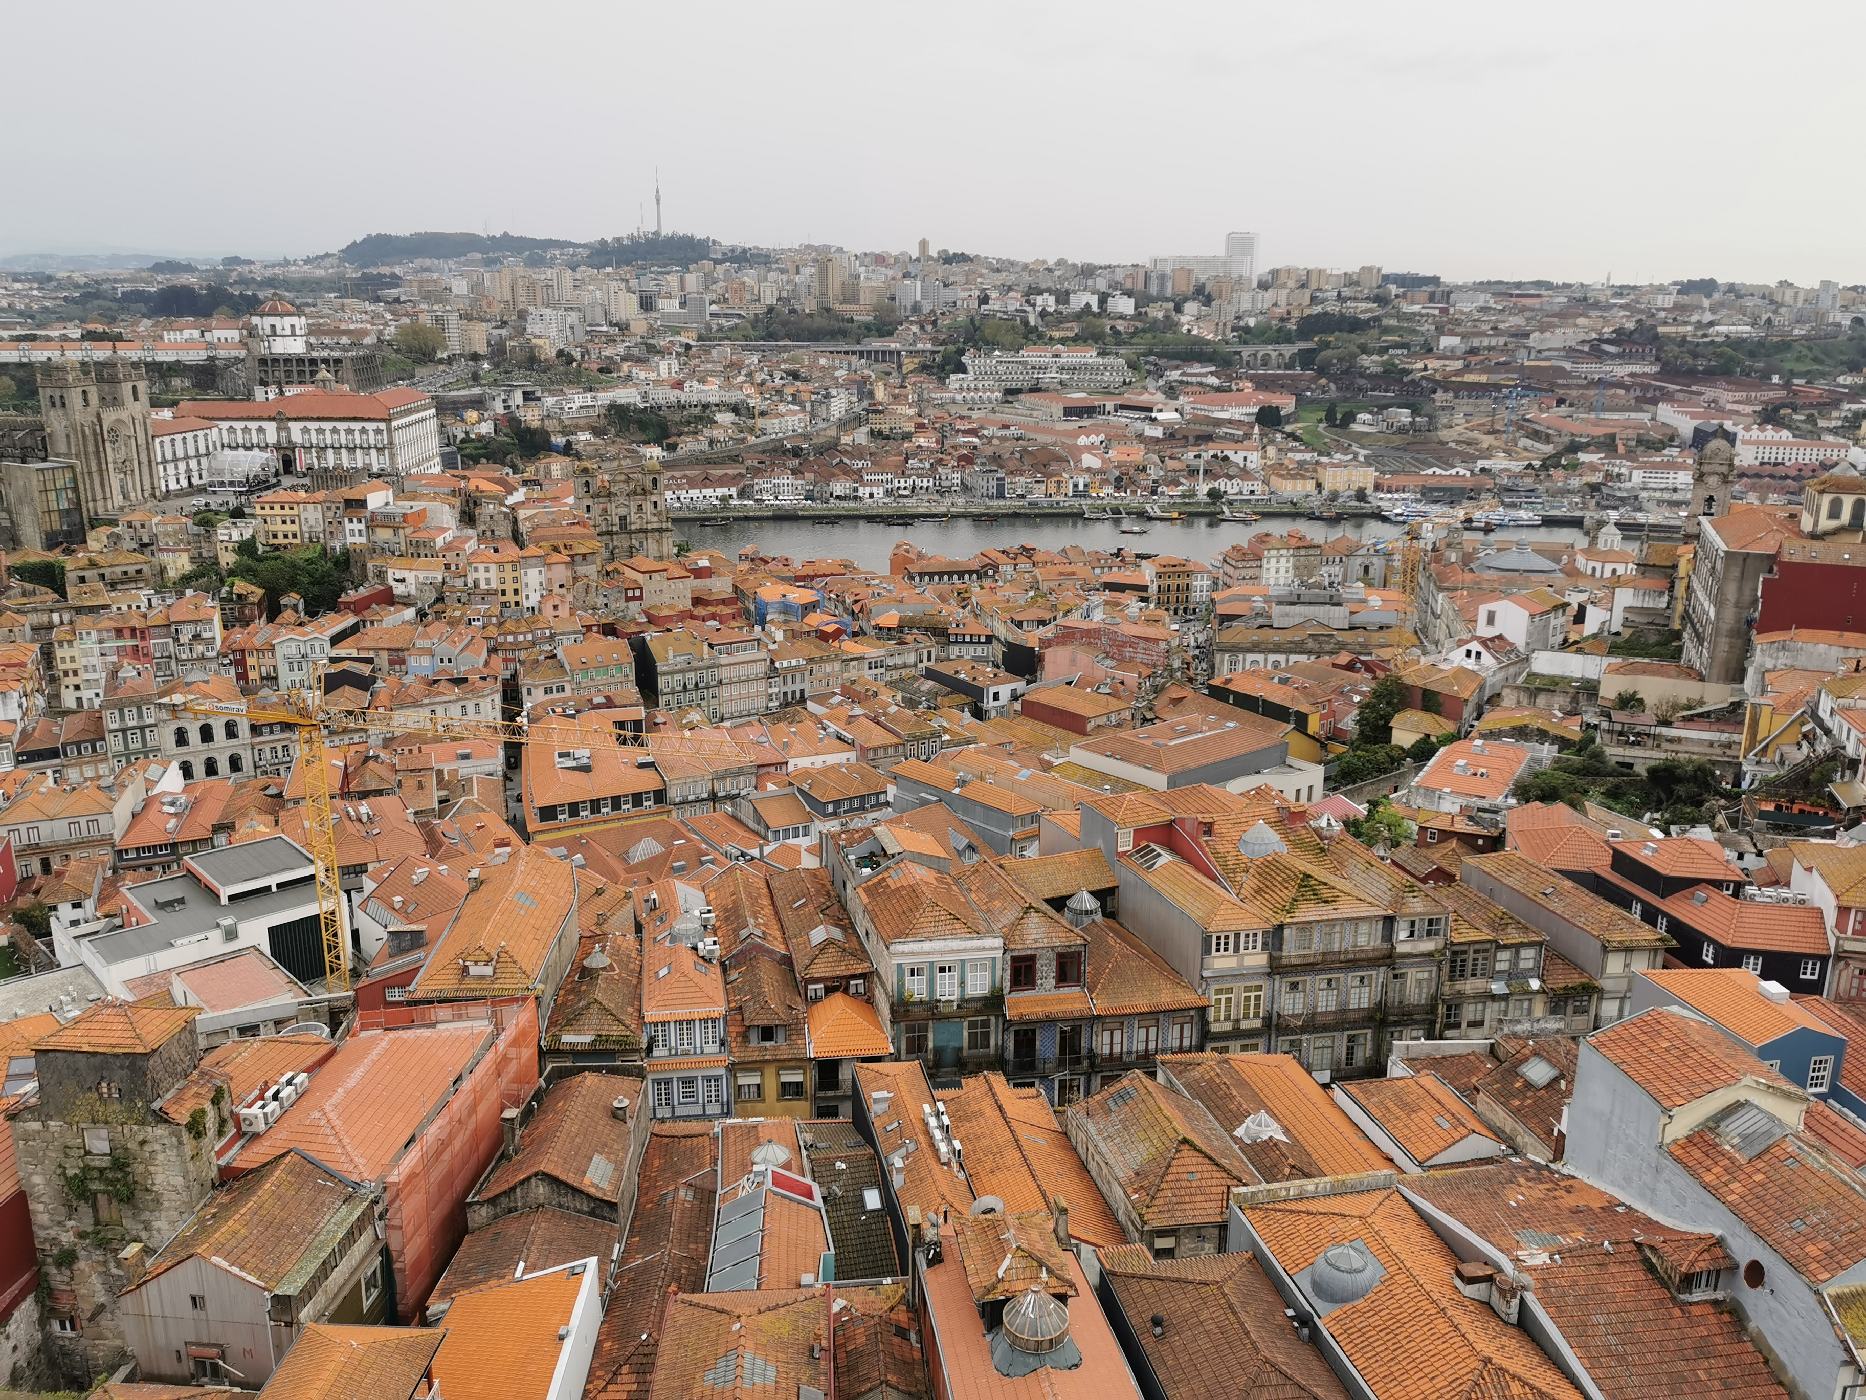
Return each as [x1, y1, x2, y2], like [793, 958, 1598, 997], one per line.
[1676, 1267, 1722, 1300]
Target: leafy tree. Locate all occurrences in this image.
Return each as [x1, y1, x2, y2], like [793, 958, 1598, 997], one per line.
[1323, 403, 1338, 427]
[13, 901, 50, 942]
[1255, 404, 1284, 429]
[1353, 676, 1409, 747]
[393, 322, 446, 361]
[1419, 689, 1441, 716]
[1334, 744, 1407, 785]
[1353, 487, 1369, 503]
[1407, 733, 1447, 763]
[1610, 689, 1645, 713]
[1346, 798, 1413, 848]
[227, 545, 352, 617]
[1206, 486, 1225, 502]
[9, 559, 65, 598]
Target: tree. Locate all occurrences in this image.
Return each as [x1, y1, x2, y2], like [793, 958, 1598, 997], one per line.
[1323, 403, 1338, 427]
[393, 322, 446, 362]
[1353, 487, 1369, 503]
[14, 900, 50, 942]
[1353, 676, 1408, 747]
[1254, 404, 1284, 429]
[1206, 486, 1225, 502]
[1610, 689, 1645, 713]
[1346, 798, 1413, 849]
[9, 559, 65, 598]
[227, 545, 352, 617]
[1406, 733, 1446, 763]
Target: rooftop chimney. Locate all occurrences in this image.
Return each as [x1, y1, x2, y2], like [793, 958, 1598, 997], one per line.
[118, 1241, 148, 1287]
[1051, 1195, 1071, 1251]
[500, 1105, 521, 1156]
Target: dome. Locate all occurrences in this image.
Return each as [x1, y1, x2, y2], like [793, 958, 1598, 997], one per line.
[1236, 820, 1287, 859]
[1066, 889, 1100, 915]
[749, 1140, 791, 1169]
[581, 945, 613, 973]
[1001, 1287, 1071, 1355]
[1473, 540, 1561, 575]
[255, 298, 298, 315]
[1299, 1239, 1384, 1314]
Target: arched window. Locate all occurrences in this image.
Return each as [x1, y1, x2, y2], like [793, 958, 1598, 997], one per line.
[228, 753, 243, 775]
[1850, 497, 1864, 530]
[173, 726, 189, 747]
[199, 723, 214, 744]
[224, 720, 240, 741]
[178, 760, 194, 781]
[1829, 496, 1844, 521]
[203, 757, 219, 778]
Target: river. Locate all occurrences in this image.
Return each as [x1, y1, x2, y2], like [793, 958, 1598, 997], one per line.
[673, 513, 1595, 574]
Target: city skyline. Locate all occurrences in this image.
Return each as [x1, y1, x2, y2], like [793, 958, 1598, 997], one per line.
[7, 0, 1865, 285]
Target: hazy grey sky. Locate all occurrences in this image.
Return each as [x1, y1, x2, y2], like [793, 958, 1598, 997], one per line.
[9, 0, 1863, 284]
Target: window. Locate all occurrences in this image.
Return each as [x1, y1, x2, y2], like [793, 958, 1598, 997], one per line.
[1655, 913, 1668, 934]
[1700, 940, 1717, 965]
[736, 1072, 764, 1102]
[1344, 1032, 1368, 1069]
[51, 1315, 77, 1335]
[676, 1021, 695, 1053]
[779, 1069, 806, 1100]
[1800, 958, 1822, 982]
[1099, 1024, 1123, 1060]
[362, 1259, 383, 1307]
[1742, 954, 1763, 974]
[1309, 1039, 1335, 1073]
[905, 965, 927, 1000]
[935, 964, 958, 1001]
[1282, 983, 1305, 1014]
[965, 959, 992, 995]
[1239, 984, 1264, 1019]
[1208, 931, 1234, 957]
[677, 1077, 700, 1106]
[83, 1127, 110, 1155]
[1809, 1056, 1834, 1093]
[703, 1077, 723, 1111]
[1211, 985, 1236, 1024]
[189, 1294, 207, 1313]
[1316, 977, 1339, 1012]
[902, 1022, 929, 1058]
[1169, 1016, 1195, 1051]
[1055, 951, 1083, 987]
[1009, 955, 1037, 991]
[965, 1018, 992, 1054]
[1676, 1267, 1720, 1299]
[1348, 974, 1372, 1010]
[1134, 1023, 1160, 1057]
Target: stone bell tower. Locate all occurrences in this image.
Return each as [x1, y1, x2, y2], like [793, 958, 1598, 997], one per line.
[36, 360, 157, 515]
[1686, 431, 1735, 542]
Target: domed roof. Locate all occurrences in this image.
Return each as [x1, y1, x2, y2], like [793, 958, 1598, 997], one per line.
[1066, 889, 1100, 914]
[1237, 819, 1287, 859]
[1001, 1286, 1071, 1353]
[1473, 540, 1561, 575]
[255, 298, 299, 315]
[1298, 1239, 1385, 1315]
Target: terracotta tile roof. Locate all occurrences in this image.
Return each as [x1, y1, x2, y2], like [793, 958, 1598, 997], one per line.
[857, 860, 989, 946]
[1099, 1244, 1350, 1400]
[1068, 1071, 1252, 1229]
[256, 1323, 441, 1400]
[939, 1072, 1124, 1249]
[1161, 1053, 1390, 1183]
[1002, 847, 1117, 903]
[232, 1022, 491, 1182]
[1654, 887, 1828, 957]
[1413, 738, 1536, 803]
[1505, 802, 1615, 871]
[724, 950, 806, 1063]
[410, 847, 575, 1000]
[642, 936, 725, 1021]
[1612, 836, 1741, 882]
[1587, 1007, 1800, 1110]
[1642, 967, 1837, 1045]
[477, 1072, 635, 1209]
[1081, 916, 1205, 1018]
[1805, 1100, 1866, 1170]
[1124, 852, 1267, 933]
[34, 999, 196, 1055]
[430, 1263, 593, 1400]
[157, 1034, 337, 1126]
[584, 1124, 717, 1400]
[805, 991, 890, 1059]
[1669, 1111, 1866, 1286]
[430, 1206, 606, 1314]
[1469, 1037, 1577, 1157]
[136, 1147, 372, 1298]
[1465, 853, 1670, 950]
[1786, 840, 1866, 904]
[1339, 1072, 1501, 1165]
[1407, 1161, 1785, 1400]
[1243, 1187, 1583, 1400]
[951, 1208, 1077, 1304]
[852, 1060, 974, 1221]
[1796, 996, 1866, 1102]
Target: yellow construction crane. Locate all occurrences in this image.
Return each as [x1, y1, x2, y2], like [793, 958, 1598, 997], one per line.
[173, 692, 760, 992]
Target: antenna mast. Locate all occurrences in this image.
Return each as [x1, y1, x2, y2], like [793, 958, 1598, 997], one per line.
[655, 168, 662, 237]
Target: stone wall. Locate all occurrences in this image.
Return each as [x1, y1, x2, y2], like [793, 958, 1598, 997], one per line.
[0, 1291, 45, 1389]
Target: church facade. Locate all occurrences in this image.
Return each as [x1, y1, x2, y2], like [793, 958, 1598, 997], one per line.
[0, 361, 158, 548]
[573, 458, 675, 562]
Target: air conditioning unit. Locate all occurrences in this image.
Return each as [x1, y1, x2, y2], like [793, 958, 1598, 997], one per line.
[698, 906, 716, 929]
[696, 937, 720, 961]
[271, 1082, 300, 1109]
[260, 1100, 282, 1127]
[238, 1106, 270, 1135]
[289, 1072, 310, 1094]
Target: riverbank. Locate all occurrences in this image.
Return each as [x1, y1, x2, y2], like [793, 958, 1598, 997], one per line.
[671, 499, 1378, 523]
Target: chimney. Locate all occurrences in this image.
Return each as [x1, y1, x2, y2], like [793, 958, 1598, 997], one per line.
[1051, 1195, 1071, 1251]
[118, 1241, 148, 1287]
[611, 1094, 631, 1122]
[1453, 1258, 1496, 1304]
[1489, 1270, 1524, 1326]
[467, 866, 483, 893]
[1757, 979, 1791, 1004]
[500, 1105, 521, 1156]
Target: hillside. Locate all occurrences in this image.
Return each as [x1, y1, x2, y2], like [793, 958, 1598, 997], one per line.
[337, 230, 585, 265]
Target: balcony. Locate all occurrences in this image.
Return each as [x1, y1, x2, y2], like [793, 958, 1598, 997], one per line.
[1273, 1005, 1378, 1031]
[1271, 944, 1392, 970]
[1005, 1050, 1090, 1077]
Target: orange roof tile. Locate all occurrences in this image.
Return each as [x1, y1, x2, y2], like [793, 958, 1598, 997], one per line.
[256, 1323, 441, 1400]
[805, 992, 890, 1060]
[429, 1263, 593, 1400]
[1586, 1007, 1800, 1109]
[157, 1034, 337, 1126]
[35, 999, 196, 1055]
[1338, 1072, 1501, 1165]
[476, 1072, 634, 1206]
[1067, 1072, 1252, 1229]
[1160, 1053, 1390, 1182]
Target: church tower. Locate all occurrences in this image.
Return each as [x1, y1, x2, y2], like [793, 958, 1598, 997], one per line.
[1686, 432, 1734, 541]
[36, 361, 156, 516]
[574, 455, 674, 563]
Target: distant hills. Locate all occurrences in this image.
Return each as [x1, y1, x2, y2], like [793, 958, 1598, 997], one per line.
[338, 229, 717, 268]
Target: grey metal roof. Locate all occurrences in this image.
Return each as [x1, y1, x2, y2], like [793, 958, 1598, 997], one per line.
[185, 835, 313, 888]
[89, 867, 320, 967]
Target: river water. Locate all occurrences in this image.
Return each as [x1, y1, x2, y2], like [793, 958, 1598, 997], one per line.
[674, 513, 1593, 574]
